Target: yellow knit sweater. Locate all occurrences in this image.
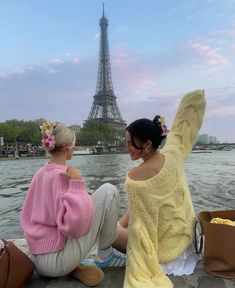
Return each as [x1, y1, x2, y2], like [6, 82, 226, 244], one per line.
[124, 90, 206, 288]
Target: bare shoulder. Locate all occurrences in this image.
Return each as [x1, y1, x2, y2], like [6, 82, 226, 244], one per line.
[128, 153, 165, 181]
[128, 166, 143, 180]
[128, 164, 157, 181]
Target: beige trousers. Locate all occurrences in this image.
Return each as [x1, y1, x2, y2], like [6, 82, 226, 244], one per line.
[31, 183, 120, 277]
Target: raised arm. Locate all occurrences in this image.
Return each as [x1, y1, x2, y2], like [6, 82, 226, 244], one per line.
[163, 90, 206, 160]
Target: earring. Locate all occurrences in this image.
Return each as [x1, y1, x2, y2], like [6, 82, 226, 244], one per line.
[145, 147, 150, 154]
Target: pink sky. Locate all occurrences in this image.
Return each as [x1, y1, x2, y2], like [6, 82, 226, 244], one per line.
[1, 1, 235, 142]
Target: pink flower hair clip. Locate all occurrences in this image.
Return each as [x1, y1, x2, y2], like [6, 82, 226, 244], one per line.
[40, 121, 56, 151]
[41, 134, 56, 151]
[161, 126, 170, 136]
[159, 116, 169, 136]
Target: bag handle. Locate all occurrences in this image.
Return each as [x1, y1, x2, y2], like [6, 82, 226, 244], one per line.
[1, 238, 7, 246]
[1, 239, 13, 288]
[194, 220, 203, 254]
[0, 239, 6, 254]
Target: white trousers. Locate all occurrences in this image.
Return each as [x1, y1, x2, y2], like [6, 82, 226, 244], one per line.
[31, 183, 120, 277]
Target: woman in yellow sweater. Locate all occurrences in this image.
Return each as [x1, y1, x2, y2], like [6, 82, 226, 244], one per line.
[122, 90, 206, 287]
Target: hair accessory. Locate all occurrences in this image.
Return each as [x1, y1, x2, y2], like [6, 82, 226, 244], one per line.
[159, 116, 166, 126]
[158, 116, 169, 136]
[40, 121, 56, 151]
[145, 147, 150, 154]
[161, 126, 170, 136]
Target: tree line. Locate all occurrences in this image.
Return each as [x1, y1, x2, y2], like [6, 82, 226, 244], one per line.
[0, 119, 43, 144]
[0, 119, 125, 147]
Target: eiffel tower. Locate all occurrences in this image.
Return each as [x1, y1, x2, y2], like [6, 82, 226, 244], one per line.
[87, 6, 126, 130]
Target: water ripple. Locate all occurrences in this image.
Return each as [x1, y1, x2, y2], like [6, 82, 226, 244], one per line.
[0, 150, 235, 238]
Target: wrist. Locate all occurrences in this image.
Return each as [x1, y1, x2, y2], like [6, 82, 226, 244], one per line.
[70, 175, 82, 180]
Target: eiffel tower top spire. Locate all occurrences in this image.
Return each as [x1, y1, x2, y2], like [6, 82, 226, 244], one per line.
[87, 6, 126, 129]
[96, 4, 113, 94]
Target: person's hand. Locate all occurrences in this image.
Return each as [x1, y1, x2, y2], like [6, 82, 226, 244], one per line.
[61, 166, 82, 180]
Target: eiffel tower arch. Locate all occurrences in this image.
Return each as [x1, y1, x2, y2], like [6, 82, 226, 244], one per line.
[87, 6, 126, 130]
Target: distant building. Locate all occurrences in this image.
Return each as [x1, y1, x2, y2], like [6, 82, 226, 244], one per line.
[197, 134, 219, 144]
[69, 125, 81, 136]
[197, 134, 209, 144]
[0, 136, 4, 146]
[68, 125, 81, 146]
[208, 136, 219, 144]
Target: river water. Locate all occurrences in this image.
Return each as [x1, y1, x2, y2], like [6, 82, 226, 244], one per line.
[0, 150, 235, 239]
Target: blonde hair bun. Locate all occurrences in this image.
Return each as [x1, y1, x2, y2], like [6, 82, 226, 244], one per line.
[53, 122, 75, 147]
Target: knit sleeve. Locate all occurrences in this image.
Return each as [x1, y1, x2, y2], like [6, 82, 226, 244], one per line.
[163, 90, 206, 160]
[56, 180, 94, 238]
[124, 225, 173, 288]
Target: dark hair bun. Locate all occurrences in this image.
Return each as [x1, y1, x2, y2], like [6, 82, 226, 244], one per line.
[126, 115, 168, 150]
[152, 115, 162, 126]
[152, 114, 168, 142]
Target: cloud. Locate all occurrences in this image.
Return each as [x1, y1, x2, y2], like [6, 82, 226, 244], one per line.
[0, 59, 97, 125]
[205, 86, 235, 119]
[115, 25, 128, 32]
[49, 58, 62, 64]
[191, 43, 228, 65]
[1, 26, 235, 142]
[208, 106, 235, 116]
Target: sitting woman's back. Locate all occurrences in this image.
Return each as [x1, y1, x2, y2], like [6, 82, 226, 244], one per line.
[124, 90, 206, 288]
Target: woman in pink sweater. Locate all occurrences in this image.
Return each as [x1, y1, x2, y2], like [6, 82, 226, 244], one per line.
[21, 121, 126, 287]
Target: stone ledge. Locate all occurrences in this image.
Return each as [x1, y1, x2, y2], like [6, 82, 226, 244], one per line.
[11, 239, 235, 288]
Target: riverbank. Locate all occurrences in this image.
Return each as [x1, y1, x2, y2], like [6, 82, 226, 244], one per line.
[0, 156, 48, 161]
[12, 239, 235, 288]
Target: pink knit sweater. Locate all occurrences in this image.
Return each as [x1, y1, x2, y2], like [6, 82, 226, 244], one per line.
[20, 163, 94, 254]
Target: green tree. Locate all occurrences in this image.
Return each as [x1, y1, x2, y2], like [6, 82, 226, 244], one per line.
[0, 119, 42, 144]
[0, 122, 16, 143]
[78, 120, 124, 146]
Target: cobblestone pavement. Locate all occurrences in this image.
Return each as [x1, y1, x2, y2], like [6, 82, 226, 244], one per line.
[13, 239, 235, 288]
